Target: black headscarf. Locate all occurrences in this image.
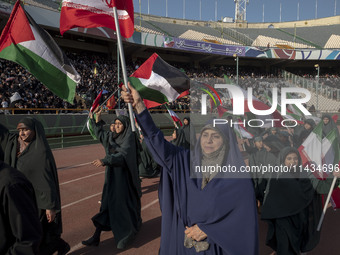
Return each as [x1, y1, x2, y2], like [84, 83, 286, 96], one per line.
[263, 134, 285, 157]
[4, 117, 61, 211]
[181, 117, 196, 149]
[261, 147, 315, 219]
[304, 119, 316, 130]
[170, 128, 187, 148]
[322, 114, 339, 138]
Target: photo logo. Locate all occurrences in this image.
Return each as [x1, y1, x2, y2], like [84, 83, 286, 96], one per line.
[201, 84, 311, 116]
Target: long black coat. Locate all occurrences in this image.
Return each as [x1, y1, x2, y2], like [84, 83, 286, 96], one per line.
[0, 161, 42, 255]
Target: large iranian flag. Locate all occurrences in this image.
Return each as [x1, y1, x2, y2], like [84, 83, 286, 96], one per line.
[129, 53, 190, 108]
[0, 1, 80, 103]
[299, 121, 340, 208]
[60, 0, 134, 38]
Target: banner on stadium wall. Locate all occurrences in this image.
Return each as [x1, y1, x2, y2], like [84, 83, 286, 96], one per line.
[163, 37, 246, 56]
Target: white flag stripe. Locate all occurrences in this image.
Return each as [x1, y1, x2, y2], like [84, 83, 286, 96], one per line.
[20, 25, 79, 83]
[139, 71, 180, 102]
[301, 132, 322, 167]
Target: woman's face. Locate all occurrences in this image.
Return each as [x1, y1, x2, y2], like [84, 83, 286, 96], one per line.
[284, 152, 299, 167]
[17, 124, 35, 142]
[183, 119, 189, 126]
[172, 130, 177, 140]
[323, 117, 330, 125]
[200, 129, 224, 154]
[255, 140, 263, 150]
[304, 123, 312, 130]
[110, 123, 115, 133]
[114, 120, 125, 134]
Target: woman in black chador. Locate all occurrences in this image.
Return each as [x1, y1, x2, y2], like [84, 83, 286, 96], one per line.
[83, 108, 142, 249]
[0, 118, 69, 255]
[260, 147, 340, 255]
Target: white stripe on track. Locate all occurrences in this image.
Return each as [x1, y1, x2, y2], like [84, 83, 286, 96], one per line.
[60, 171, 105, 186]
[67, 198, 160, 253]
[141, 198, 159, 211]
[61, 192, 102, 209]
[58, 162, 92, 170]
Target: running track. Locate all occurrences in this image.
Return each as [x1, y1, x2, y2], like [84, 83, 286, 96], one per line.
[54, 143, 340, 255]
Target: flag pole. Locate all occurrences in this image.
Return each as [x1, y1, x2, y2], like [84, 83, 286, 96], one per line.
[112, 6, 136, 132]
[80, 87, 120, 134]
[99, 87, 119, 109]
[317, 176, 338, 231]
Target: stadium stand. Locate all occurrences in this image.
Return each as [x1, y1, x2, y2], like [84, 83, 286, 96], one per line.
[179, 30, 240, 45]
[251, 35, 312, 49]
[24, 0, 59, 11]
[324, 35, 340, 48]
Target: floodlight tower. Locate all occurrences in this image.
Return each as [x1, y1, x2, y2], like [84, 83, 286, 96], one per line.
[234, 0, 249, 22]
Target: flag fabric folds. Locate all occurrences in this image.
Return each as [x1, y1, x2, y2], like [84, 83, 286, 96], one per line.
[90, 90, 103, 112]
[106, 95, 116, 110]
[0, 1, 80, 104]
[129, 53, 190, 107]
[87, 116, 97, 140]
[234, 120, 253, 139]
[60, 0, 134, 38]
[165, 105, 183, 126]
[298, 121, 340, 208]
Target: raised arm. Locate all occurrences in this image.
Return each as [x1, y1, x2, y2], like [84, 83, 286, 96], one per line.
[89, 108, 112, 148]
[121, 83, 182, 172]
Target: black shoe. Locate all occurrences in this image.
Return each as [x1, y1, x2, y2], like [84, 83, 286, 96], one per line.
[82, 227, 101, 247]
[82, 236, 100, 246]
[57, 239, 70, 255]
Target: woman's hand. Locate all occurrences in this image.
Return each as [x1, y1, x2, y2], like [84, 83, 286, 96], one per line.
[46, 209, 56, 223]
[185, 225, 207, 242]
[92, 159, 104, 167]
[121, 82, 146, 113]
[93, 107, 103, 123]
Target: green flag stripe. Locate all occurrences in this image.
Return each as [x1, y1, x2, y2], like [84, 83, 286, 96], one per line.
[129, 76, 169, 104]
[0, 44, 76, 103]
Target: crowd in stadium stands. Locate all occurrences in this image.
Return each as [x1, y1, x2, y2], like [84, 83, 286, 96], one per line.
[0, 51, 339, 114]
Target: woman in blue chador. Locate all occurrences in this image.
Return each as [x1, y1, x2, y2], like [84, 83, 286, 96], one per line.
[122, 83, 258, 255]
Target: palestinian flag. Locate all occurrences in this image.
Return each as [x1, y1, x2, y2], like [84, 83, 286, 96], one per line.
[60, 0, 134, 38]
[129, 53, 190, 108]
[0, 1, 80, 104]
[298, 121, 340, 208]
[87, 116, 97, 140]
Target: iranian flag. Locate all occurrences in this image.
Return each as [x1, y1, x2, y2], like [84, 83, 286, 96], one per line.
[298, 121, 340, 208]
[129, 53, 190, 108]
[0, 1, 80, 104]
[165, 105, 183, 126]
[60, 0, 134, 38]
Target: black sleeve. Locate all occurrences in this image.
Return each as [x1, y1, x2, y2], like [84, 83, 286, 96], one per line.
[5, 181, 42, 255]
